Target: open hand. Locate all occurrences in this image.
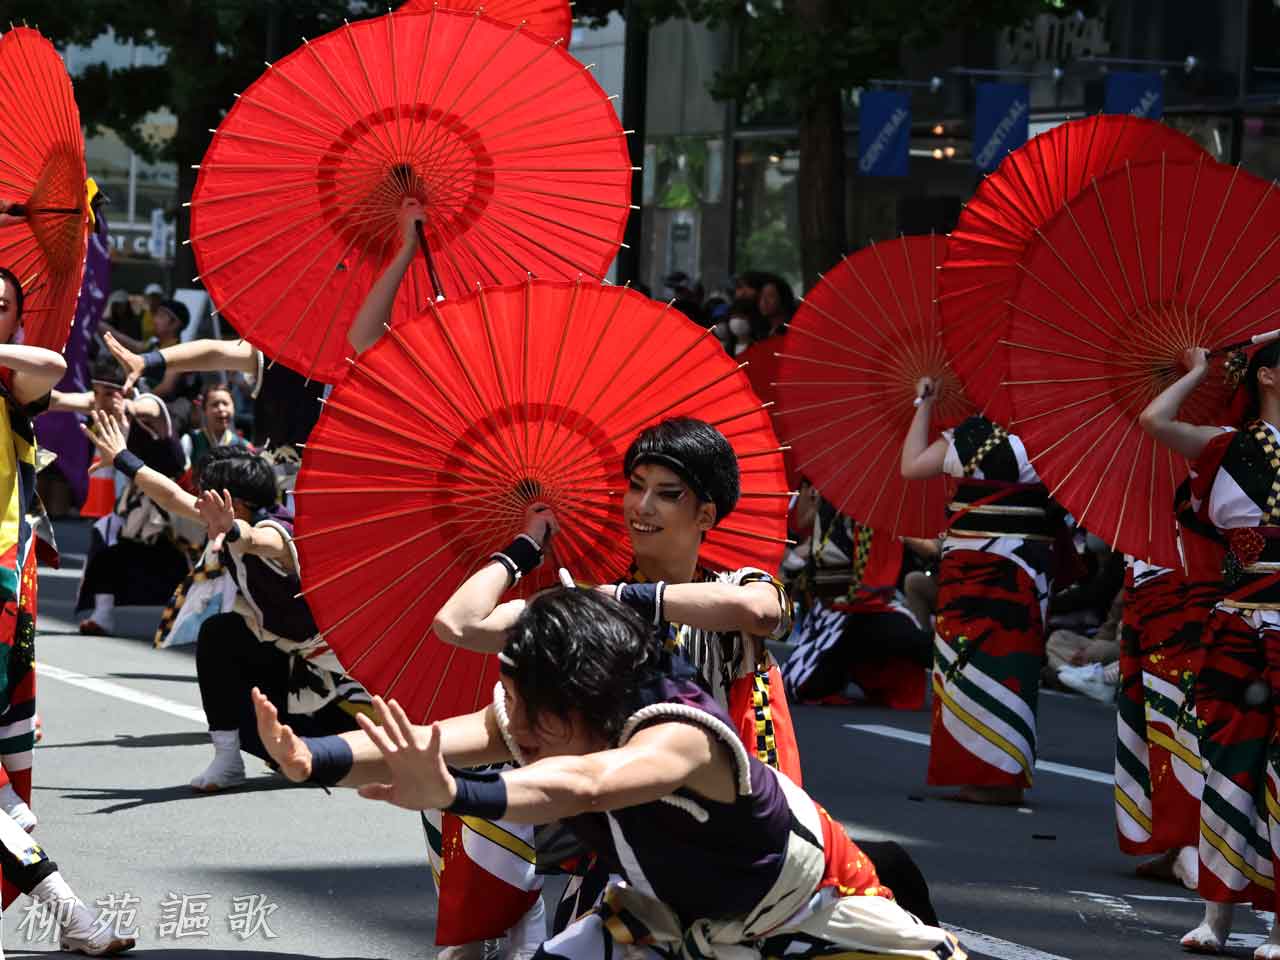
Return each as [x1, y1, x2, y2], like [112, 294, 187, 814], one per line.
[103, 331, 145, 393]
[196, 488, 237, 539]
[355, 696, 455, 811]
[79, 409, 129, 461]
[252, 687, 313, 782]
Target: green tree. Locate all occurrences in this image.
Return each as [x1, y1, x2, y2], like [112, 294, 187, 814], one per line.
[4, 1, 379, 287]
[581, 0, 1076, 287]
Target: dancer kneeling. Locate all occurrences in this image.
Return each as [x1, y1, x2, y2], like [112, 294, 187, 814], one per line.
[253, 588, 964, 959]
[81, 412, 369, 791]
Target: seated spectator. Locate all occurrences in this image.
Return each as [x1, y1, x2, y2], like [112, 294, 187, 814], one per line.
[758, 273, 795, 336]
[1047, 589, 1122, 703]
[56, 353, 188, 635]
[782, 489, 930, 709]
[902, 536, 941, 629]
[98, 290, 141, 345]
[82, 417, 371, 791]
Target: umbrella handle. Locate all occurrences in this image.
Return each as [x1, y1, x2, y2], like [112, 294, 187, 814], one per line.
[1, 204, 81, 217]
[414, 220, 447, 302]
[1210, 328, 1280, 357]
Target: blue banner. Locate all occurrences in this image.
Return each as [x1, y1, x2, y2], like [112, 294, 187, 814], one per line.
[1104, 71, 1164, 119]
[858, 91, 910, 178]
[973, 83, 1029, 172]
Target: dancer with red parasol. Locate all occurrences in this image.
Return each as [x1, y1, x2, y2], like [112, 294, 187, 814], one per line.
[1140, 344, 1280, 957]
[901, 379, 1056, 806]
[1001, 148, 1280, 953]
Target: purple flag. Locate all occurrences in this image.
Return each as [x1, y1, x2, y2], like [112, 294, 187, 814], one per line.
[35, 229, 109, 506]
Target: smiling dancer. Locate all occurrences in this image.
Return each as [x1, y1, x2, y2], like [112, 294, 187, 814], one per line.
[1140, 344, 1280, 958]
[251, 588, 965, 960]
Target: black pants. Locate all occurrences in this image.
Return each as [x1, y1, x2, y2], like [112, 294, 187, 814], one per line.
[195, 613, 359, 762]
[76, 535, 188, 609]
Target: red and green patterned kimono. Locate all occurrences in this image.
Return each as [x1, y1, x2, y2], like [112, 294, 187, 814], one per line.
[929, 416, 1054, 790]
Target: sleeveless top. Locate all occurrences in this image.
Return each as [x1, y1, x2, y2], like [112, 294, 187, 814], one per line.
[552, 656, 808, 924]
[943, 415, 1052, 540]
[219, 505, 368, 716]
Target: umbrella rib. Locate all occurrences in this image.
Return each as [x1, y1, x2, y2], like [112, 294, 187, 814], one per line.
[1185, 164, 1241, 313]
[1123, 164, 1152, 312]
[1195, 178, 1276, 322]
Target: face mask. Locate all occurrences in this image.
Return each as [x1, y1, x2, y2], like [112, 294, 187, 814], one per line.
[728, 314, 752, 338]
[713, 321, 731, 341]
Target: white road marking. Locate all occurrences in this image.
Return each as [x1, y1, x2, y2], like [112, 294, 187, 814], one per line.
[944, 924, 1073, 960]
[1068, 890, 1139, 921]
[36, 662, 205, 725]
[844, 724, 1111, 785]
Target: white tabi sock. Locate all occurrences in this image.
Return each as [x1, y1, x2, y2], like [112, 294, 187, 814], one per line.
[189, 729, 246, 791]
[0, 782, 36, 832]
[88, 594, 114, 630]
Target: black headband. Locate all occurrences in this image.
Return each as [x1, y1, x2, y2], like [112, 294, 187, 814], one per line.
[626, 452, 711, 503]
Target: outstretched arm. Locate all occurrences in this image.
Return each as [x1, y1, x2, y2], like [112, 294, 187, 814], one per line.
[348, 198, 424, 354]
[105, 331, 259, 394]
[432, 504, 558, 654]
[1138, 347, 1223, 459]
[352, 696, 720, 821]
[901, 376, 948, 479]
[253, 691, 511, 787]
[0, 345, 65, 405]
[635, 579, 785, 637]
[81, 410, 200, 521]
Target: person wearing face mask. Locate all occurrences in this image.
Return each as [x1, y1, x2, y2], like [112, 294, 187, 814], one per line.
[715, 299, 767, 357]
[251, 589, 963, 960]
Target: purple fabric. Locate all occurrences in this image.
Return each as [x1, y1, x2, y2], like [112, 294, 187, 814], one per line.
[34, 231, 109, 506]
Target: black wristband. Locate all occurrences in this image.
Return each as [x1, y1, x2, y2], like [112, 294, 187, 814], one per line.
[618, 581, 666, 626]
[489, 534, 543, 584]
[112, 449, 145, 479]
[301, 735, 354, 787]
[445, 767, 508, 818]
[224, 521, 243, 544]
[140, 350, 167, 382]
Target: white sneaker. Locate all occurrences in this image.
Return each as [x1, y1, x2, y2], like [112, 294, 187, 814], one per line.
[1057, 663, 1117, 703]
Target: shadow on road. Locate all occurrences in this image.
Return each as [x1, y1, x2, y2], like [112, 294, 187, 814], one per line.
[35, 731, 209, 751]
[35, 776, 299, 813]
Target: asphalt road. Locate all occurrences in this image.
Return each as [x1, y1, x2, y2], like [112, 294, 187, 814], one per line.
[14, 520, 1269, 959]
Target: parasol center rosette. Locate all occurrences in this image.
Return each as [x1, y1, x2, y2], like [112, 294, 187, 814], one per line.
[316, 104, 495, 249]
[438, 400, 622, 540]
[28, 143, 86, 275]
[1093, 301, 1231, 422]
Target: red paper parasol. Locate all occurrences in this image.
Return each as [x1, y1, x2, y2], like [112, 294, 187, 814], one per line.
[190, 9, 632, 383]
[0, 26, 89, 352]
[939, 115, 1208, 423]
[772, 235, 974, 541]
[1003, 155, 1280, 567]
[293, 279, 790, 723]
[399, 0, 574, 45]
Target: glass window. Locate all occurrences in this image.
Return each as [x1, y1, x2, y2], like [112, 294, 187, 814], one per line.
[733, 141, 801, 292]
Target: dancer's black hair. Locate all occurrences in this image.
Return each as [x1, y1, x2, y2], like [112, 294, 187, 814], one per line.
[622, 417, 740, 526]
[500, 589, 666, 744]
[197, 445, 277, 511]
[0, 267, 23, 322]
[1243, 340, 1280, 424]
